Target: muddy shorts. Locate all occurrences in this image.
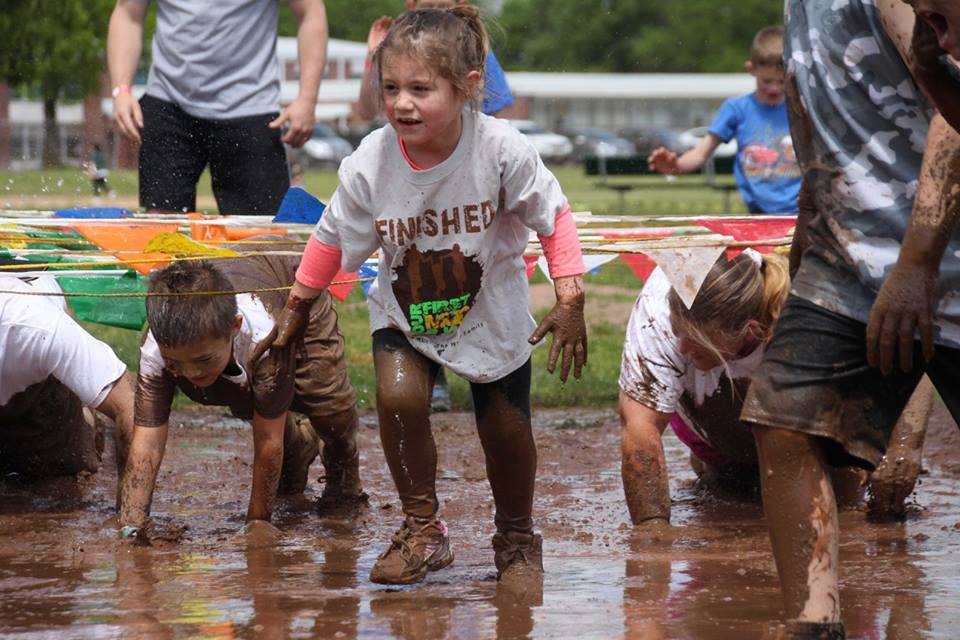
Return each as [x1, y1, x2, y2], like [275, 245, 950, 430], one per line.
[288, 293, 358, 421]
[741, 295, 960, 470]
[0, 376, 101, 477]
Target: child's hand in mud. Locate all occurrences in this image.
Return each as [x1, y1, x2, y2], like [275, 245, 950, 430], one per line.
[867, 450, 922, 521]
[529, 278, 587, 382]
[866, 261, 937, 375]
[118, 518, 187, 546]
[631, 517, 673, 543]
[239, 520, 282, 547]
[647, 147, 680, 175]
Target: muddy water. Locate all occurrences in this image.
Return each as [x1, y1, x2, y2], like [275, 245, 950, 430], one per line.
[1, 404, 958, 639]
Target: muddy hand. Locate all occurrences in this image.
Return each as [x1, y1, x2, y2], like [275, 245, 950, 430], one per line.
[868, 451, 922, 520]
[529, 292, 587, 382]
[248, 295, 315, 371]
[866, 262, 936, 376]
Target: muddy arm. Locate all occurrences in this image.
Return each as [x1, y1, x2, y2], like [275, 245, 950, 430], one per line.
[119, 423, 169, 527]
[95, 372, 136, 480]
[869, 375, 934, 519]
[619, 392, 672, 525]
[247, 411, 287, 523]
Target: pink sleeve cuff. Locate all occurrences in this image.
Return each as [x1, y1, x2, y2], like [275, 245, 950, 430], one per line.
[538, 205, 585, 278]
[295, 236, 343, 290]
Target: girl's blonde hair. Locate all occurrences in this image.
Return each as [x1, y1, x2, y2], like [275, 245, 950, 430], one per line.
[667, 252, 789, 362]
[372, 6, 488, 109]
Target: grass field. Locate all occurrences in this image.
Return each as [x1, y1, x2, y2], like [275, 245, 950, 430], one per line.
[4, 165, 741, 409]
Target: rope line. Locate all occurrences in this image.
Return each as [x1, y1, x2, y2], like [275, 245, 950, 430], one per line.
[0, 276, 375, 298]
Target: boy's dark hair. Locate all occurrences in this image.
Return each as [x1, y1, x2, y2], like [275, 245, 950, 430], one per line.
[750, 25, 785, 69]
[146, 260, 238, 347]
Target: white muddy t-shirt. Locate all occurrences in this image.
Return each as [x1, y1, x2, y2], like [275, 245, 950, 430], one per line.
[0, 276, 127, 408]
[315, 110, 568, 383]
[618, 268, 765, 450]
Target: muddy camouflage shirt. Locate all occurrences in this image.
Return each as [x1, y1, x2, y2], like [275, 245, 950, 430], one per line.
[786, 0, 960, 348]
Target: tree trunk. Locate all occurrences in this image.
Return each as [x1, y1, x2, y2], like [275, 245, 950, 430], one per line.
[42, 96, 61, 167]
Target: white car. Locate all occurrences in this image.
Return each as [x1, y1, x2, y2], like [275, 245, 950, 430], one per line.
[676, 126, 738, 157]
[507, 120, 573, 163]
[299, 124, 354, 168]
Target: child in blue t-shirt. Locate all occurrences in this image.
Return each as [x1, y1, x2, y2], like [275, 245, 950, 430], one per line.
[648, 26, 801, 214]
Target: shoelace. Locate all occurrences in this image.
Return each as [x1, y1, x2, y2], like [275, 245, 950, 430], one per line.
[387, 519, 437, 561]
[498, 538, 531, 567]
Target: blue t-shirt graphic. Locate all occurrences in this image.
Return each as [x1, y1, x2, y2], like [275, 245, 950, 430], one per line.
[708, 93, 801, 214]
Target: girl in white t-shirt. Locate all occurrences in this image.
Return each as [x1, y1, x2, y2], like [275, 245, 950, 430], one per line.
[260, 7, 587, 589]
[619, 251, 932, 531]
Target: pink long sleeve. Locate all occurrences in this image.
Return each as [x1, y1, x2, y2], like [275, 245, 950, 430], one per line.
[295, 236, 343, 290]
[538, 205, 585, 278]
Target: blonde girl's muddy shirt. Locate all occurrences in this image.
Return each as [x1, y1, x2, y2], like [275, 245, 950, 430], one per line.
[787, 0, 960, 347]
[618, 269, 764, 461]
[314, 110, 567, 383]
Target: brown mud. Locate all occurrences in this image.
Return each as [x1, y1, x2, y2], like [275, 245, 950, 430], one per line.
[1, 403, 958, 639]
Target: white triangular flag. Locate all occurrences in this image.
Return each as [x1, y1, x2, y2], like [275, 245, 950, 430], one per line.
[536, 254, 619, 283]
[643, 244, 727, 309]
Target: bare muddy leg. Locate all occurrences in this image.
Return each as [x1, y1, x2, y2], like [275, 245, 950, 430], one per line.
[471, 359, 535, 535]
[372, 329, 438, 518]
[753, 424, 841, 625]
[868, 375, 934, 519]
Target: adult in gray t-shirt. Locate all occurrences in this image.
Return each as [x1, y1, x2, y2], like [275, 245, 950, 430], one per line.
[107, 0, 329, 214]
[740, 1, 960, 636]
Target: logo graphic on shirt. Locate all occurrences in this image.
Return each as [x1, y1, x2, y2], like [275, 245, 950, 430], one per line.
[742, 135, 801, 179]
[392, 243, 483, 335]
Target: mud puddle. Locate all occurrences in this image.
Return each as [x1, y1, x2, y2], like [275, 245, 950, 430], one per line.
[1, 404, 958, 639]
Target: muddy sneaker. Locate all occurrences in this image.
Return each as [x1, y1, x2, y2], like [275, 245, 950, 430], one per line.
[493, 531, 544, 596]
[279, 416, 320, 495]
[369, 516, 454, 584]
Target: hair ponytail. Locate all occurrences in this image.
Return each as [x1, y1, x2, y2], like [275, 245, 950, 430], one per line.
[449, 5, 488, 72]
[667, 251, 791, 357]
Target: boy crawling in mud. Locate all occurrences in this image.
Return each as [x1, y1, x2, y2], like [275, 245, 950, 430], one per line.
[0, 275, 135, 487]
[118, 255, 360, 539]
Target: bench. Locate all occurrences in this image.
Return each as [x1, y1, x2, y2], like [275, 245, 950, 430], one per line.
[585, 155, 737, 213]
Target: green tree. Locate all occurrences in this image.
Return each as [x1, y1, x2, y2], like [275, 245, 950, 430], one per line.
[497, 0, 782, 72]
[281, 0, 399, 40]
[0, 0, 115, 167]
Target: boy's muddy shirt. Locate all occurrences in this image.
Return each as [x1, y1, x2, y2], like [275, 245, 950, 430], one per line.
[136, 254, 350, 427]
[787, 0, 960, 347]
[618, 269, 763, 466]
[314, 110, 568, 383]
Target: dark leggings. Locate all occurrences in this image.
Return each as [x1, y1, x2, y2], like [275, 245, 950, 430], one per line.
[372, 329, 535, 534]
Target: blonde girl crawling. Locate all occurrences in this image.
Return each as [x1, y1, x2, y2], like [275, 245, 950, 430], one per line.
[260, 6, 587, 591]
[618, 251, 933, 530]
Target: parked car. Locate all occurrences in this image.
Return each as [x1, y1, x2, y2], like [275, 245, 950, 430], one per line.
[341, 121, 386, 150]
[563, 127, 636, 162]
[617, 126, 683, 157]
[299, 123, 354, 168]
[507, 120, 573, 163]
[676, 125, 737, 158]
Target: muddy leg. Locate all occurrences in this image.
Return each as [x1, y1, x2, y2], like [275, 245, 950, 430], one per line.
[278, 414, 319, 495]
[753, 424, 841, 625]
[868, 375, 933, 519]
[372, 330, 438, 518]
[471, 359, 535, 535]
[310, 407, 363, 500]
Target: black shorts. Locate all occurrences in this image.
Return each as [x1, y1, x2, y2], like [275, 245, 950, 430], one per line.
[139, 95, 290, 215]
[741, 295, 960, 470]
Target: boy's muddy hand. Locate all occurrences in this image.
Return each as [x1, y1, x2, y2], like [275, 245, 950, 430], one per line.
[868, 451, 922, 520]
[866, 261, 936, 375]
[239, 520, 282, 547]
[648, 147, 679, 175]
[248, 298, 314, 370]
[529, 289, 587, 382]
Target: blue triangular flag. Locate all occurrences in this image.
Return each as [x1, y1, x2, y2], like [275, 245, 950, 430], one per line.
[274, 187, 326, 224]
